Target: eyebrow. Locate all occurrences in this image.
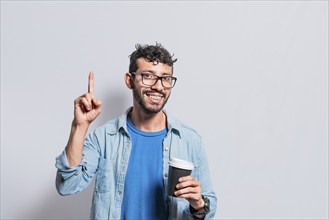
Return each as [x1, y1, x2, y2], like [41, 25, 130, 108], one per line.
[141, 70, 172, 76]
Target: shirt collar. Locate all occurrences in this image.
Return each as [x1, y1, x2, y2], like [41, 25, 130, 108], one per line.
[107, 107, 181, 138]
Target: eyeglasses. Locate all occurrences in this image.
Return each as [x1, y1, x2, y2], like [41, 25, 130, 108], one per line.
[131, 72, 177, 88]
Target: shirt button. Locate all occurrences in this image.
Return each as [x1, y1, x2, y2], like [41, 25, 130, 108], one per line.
[165, 173, 168, 177]
[165, 147, 168, 151]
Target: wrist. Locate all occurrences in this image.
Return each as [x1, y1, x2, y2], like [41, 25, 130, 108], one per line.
[191, 198, 205, 210]
[189, 195, 210, 219]
[72, 120, 90, 129]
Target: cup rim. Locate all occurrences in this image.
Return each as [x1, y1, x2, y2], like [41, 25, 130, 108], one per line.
[169, 157, 194, 170]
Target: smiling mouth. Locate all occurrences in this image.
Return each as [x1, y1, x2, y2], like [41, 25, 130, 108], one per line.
[145, 93, 164, 101]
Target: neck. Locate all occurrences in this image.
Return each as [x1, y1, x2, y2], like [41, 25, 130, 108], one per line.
[129, 108, 166, 132]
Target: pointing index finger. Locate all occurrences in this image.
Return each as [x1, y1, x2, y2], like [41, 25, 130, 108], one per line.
[88, 71, 94, 94]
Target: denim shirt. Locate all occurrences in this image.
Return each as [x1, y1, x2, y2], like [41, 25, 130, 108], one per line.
[56, 108, 217, 220]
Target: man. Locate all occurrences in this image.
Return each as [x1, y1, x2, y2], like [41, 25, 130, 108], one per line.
[56, 43, 217, 219]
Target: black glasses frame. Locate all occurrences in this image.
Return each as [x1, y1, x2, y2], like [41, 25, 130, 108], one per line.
[131, 72, 177, 88]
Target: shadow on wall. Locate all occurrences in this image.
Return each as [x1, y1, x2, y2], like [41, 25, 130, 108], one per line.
[94, 90, 131, 128]
[31, 92, 129, 219]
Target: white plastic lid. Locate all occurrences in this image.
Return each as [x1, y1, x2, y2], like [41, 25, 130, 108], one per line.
[169, 157, 194, 170]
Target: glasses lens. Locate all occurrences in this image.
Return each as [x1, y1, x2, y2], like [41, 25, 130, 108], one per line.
[162, 77, 175, 88]
[141, 73, 176, 88]
[142, 74, 157, 86]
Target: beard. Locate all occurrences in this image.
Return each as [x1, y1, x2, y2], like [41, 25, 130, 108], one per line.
[132, 87, 170, 114]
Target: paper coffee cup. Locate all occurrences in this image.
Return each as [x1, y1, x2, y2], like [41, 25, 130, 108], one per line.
[168, 158, 194, 196]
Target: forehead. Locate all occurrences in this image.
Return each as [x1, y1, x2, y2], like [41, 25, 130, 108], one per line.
[136, 58, 173, 75]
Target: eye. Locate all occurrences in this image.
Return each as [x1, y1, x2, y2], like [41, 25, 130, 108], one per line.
[142, 73, 156, 79]
[163, 76, 172, 82]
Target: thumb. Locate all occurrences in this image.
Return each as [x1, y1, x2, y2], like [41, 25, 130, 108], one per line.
[92, 99, 102, 117]
[92, 98, 102, 107]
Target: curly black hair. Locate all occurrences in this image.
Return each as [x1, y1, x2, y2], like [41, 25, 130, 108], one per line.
[129, 43, 177, 73]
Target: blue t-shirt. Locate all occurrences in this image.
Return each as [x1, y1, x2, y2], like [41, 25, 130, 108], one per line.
[121, 118, 168, 220]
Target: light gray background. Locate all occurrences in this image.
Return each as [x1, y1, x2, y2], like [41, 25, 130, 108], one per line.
[1, 1, 328, 219]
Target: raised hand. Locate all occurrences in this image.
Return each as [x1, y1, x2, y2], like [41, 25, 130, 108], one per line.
[73, 71, 102, 126]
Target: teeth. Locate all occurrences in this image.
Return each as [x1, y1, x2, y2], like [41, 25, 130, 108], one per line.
[149, 95, 161, 100]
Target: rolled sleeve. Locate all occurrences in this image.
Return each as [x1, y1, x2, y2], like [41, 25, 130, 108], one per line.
[55, 132, 101, 196]
[197, 139, 217, 219]
[55, 150, 81, 180]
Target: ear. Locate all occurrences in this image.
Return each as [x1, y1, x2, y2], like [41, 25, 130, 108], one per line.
[124, 73, 134, 89]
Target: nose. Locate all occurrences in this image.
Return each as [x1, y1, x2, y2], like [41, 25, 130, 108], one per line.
[150, 78, 164, 92]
